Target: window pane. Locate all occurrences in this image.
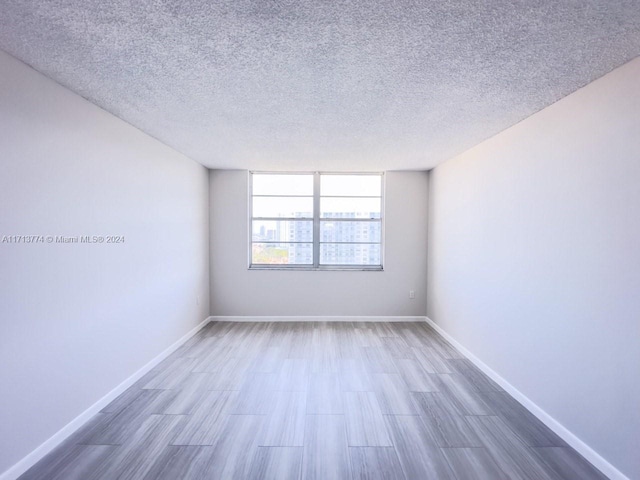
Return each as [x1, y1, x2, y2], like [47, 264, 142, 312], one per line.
[253, 174, 314, 196]
[320, 197, 381, 219]
[320, 221, 381, 243]
[321, 175, 381, 197]
[252, 220, 313, 242]
[252, 243, 313, 265]
[320, 243, 381, 265]
[253, 196, 313, 218]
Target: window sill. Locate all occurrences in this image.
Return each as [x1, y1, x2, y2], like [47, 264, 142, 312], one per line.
[249, 265, 384, 272]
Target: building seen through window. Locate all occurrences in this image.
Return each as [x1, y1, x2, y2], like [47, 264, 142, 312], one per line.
[250, 172, 383, 269]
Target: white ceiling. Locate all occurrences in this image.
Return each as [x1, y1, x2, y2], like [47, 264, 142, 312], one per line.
[1, 1, 639, 171]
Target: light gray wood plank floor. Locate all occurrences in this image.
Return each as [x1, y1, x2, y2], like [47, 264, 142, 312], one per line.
[19, 321, 609, 480]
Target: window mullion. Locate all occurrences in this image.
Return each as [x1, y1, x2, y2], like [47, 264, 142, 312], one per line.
[313, 172, 321, 268]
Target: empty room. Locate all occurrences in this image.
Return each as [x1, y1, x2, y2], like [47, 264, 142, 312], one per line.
[1, 1, 638, 479]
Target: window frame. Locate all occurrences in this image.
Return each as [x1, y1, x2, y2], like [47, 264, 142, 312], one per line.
[249, 171, 384, 271]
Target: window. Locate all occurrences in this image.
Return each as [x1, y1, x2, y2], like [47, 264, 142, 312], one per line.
[250, 172, 383, 270]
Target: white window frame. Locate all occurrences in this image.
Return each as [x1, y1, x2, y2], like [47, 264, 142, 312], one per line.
[249, 171, 384, 271]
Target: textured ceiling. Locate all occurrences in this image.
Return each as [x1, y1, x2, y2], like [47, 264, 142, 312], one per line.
[1, 1, 639, 171]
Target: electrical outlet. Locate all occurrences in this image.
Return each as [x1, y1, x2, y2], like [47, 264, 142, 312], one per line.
[196, 295, 200, 305]
[409, 290, 415, 299]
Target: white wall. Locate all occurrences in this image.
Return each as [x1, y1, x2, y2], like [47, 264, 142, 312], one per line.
[210, 170, 428, 317]
[0, 51, 210, 475]
[427, 57, 640, 479]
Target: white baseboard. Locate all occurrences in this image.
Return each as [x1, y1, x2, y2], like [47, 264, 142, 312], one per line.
[0, 316, 213, 480]
[210, 315, 426, 322]
[424, 316, 628, 480]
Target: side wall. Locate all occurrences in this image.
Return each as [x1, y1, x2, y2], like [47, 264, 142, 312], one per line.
[427, 57, 640, 478]
[209, 169, 428, 317]
[0, 51, 210, 475]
